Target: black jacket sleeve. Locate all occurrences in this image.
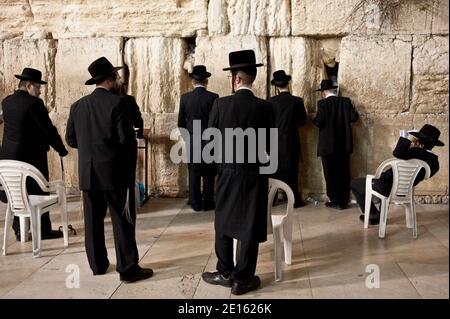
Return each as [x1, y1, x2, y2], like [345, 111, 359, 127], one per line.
[208, 99, 219, 128]
[349, 99, 359, 123]
[313, 102, 325, 128]
[178, 96, 187, 129]
[65, 104, 77, 149]
[33, 99, 67, 156]
[297, 97, 307, 127]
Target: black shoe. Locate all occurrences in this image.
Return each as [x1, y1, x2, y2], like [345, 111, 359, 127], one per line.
[202, 202, 216, 211]
[294, 201, 306, 208]
[359, 214, 380, 225]
[191, 205, 202, 212]
[93, 262, 110, 276]
[120, 266, 154, 283]
[41, 229, 63, 240]
[231, 276, 261, 295]
[201, 271, 232, 288]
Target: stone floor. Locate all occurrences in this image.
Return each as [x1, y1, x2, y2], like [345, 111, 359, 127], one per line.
[0, 198, 448, 299]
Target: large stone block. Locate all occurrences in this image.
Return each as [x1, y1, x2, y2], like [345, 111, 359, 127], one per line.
[292, 0, 358, 36]
[208, 0, 290, 36]
[150, 113, 188, 197]
[411, 35, 449, 114]
[0, 0, 208, 38]
[432, 0, 449, 34]
[269, 37, 316, 112]
[339, 36, 412, 114]
[55, 38, 123, 113]
[124, 38, 191, 114]
[195, 35, 268, 99]
[0, 38, 56, 109]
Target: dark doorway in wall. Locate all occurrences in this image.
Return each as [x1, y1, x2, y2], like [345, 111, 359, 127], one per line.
[185, 36, 196, 56]
[319, 38, 342, 87]
[324, 62, 339, 87]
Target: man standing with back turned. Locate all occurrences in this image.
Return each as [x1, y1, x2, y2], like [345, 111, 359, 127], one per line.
[66, 57, 153, 283]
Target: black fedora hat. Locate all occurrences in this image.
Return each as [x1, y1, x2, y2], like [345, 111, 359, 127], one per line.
[316, 79, 338, 91]
[223, 50, 263, 72]
[409, 124, 444, 147]
[271, 70, 292, 86]
[14, 68, 47, 85]
[189, 65, 211, 81]
[85, 57, 124, 85]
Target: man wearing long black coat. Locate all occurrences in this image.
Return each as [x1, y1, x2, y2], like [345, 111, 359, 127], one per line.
[65, 57, 152, 283]
[313, 80, 359, 210]
[0, 67, 68, 240]
[268, 70, 307, 207]
[178, 65, 219, 211]
[202, 50, 274, 296]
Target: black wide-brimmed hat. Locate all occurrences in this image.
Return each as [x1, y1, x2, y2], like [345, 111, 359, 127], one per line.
[223, 50, 263, 74]
[14, 68, 47, 85]
[409, 124, 444, 147]
[316, 79, 338, 91]
[85, 57, 124, 85]
[189, 65, 211, 81]
[271, 70, 292, 87]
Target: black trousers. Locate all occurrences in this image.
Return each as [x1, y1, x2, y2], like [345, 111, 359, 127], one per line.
[321, 153, 351, 206]
[350, 177, 380, 217]
[188, 168, 215, 209]
[83, 188, 139, 274]
[215, 232, 259, 284]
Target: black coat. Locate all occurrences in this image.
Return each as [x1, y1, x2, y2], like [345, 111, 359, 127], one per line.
[373, 137, 440, 197]
[268, 92, 307, 183]
[208, 89, 274, 243]
[178, 86, 219, 174]
[66, 88, 135, 190]
[313, 96, 359, 156]
[1, 90, 67, 194]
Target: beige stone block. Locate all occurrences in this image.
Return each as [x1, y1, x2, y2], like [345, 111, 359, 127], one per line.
[0, 38, 56, 109]
[124, 38, 191, 114]
[209, 0, 291, 36]
[432, 0, 449, 34]
[411, 35, 449, 114]
[269, 37, 316, 111]
[292, 0, 358, 36]
[0, 0, 207, 38]
[150, 113, 188, 197]
[339, 36, 412, 114]
[55, 38, 123, 114]
[195, 35, 268, 99]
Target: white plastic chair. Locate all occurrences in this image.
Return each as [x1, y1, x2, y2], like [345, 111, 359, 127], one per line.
[233, 178, 295, 282]
[364, 158, 431, 239]
[0, 160, 68, 257]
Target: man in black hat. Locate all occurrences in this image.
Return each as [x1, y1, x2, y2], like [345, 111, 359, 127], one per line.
[178, 65, 219, 211]
[351, 124, 443, 225]
[201, 50, 274, 295]
[269, 70, 307, 208]
[0, 67, 68, 240]
[66, 57, 153, 283]
[313, 79, 359, 210]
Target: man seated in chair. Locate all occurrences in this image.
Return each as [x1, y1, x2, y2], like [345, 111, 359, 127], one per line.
[350, 124, 443, 225]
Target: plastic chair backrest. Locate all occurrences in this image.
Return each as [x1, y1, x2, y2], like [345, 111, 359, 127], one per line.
[0, 160, 49, 215]
[374, 158, 431, 200]
[268, 178, 295, 216]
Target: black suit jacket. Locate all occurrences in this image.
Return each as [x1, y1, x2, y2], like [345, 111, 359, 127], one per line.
[123, 95, 144, 138]
[1, 90, 67, 180]
[373, 137, 440, 196]
[313, 95, 359, 156]
[66, 88, 135, 190]
[208, 89, 274, 243]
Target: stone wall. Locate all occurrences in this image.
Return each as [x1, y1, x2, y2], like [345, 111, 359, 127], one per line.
[0, 0, 448, 199]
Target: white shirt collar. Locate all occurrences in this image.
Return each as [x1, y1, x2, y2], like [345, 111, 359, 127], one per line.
[194, 85, 206, 89]
[237, 86, 254, 93]
[325, 92, 337, 98]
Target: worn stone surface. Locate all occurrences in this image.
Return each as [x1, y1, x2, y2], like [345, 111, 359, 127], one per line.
[150, 113, 188, 197]
[339, 35, 412, 114]
[0, 0, 208, 38]
[0, 39, 56, 109]
[432, 0, 450, 34]
[195, 35, 268, 99]
[55, 38, 123, 113]
[208, 0, 291, 36]
[124, 38, 191, 114]
[411, 35, 449, 114]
